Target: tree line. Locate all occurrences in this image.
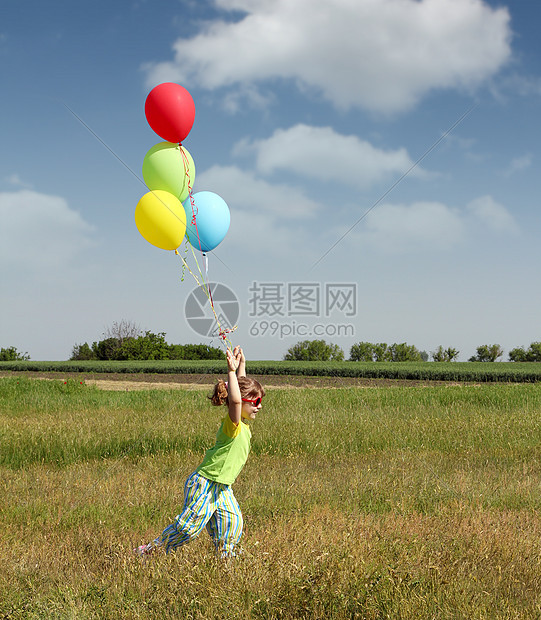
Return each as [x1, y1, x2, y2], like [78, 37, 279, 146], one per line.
[70, 336, 223, 361]
[3, 323, 541, 363]
[283, 340, 541, 362]
[68, 320, 221, 361]
[0, 321, 223, 362]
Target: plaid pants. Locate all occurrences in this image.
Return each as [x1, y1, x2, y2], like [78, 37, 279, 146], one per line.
[156, 471, 243, 557]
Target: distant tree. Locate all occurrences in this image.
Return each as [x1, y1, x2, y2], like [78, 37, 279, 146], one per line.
[72, 321, 145, 360]
[528, 342, 541, 361]
[432, 346, 460, 362]
[284, 339, 344, 361]
[70, 343, 96, 361]
[0, 346, 30, 361]
[469, 344, 503, 362]
[373, 343, 391, 362]
[509, 347, 527, 362]
[170, 343, 224, 360]
[350, 341, 426, 362]
[509, 342, 541, 362]
[388, 342, 424, 362]
[91, 337, 120, 360]
[117, 331, 170, 360]
[102, 320, 142, 344]
[70, 333, 225, 361]
[168, 344, 183, 360]
[349, 342, 375, 362]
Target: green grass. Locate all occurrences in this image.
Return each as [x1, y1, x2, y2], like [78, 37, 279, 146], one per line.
[1, 377, 540, 618]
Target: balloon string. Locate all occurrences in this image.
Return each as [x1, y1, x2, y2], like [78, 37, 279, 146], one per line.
[174, 247, 237, 347]
[179, 146, 202, 245]
[179, 146, 211, 296]
[179, 238, 189, 282]
[201, 254, 224, 345]
[189, 245, 237, 347]
[203, 253, 215, 318]
[177, 146, 237, 347]
[178, 146, 233, 343]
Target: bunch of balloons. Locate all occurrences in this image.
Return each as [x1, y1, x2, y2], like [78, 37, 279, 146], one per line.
[135, 82, 230, 254]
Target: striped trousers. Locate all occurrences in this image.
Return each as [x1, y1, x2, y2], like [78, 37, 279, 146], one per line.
[155, 471, 243, 557]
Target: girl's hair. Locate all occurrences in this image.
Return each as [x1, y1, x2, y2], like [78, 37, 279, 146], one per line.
[209, 377, 265, 407]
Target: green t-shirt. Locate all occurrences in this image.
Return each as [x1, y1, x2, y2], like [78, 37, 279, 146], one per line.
[196, 416, 252, 485]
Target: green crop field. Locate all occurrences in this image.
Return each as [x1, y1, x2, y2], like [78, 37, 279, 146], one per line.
[3, 359, 541, 383]
[1, 376, 540, 618]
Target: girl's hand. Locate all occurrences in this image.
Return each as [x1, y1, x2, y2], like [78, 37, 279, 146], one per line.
[226, 348, 243, 424]
[227, 348, 241, 372]
[233, 345, 246, 377]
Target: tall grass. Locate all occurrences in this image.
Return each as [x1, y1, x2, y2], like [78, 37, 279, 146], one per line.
[2, 377, 540, 468]
[1, 377, 540, 618]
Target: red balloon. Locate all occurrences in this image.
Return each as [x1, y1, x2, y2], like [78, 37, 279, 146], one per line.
[145, 83, 195, 143]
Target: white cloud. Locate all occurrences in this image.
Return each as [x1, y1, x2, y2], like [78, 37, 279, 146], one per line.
[343, 195, 517, 254]
[0, 190, 97, 272]
[235, 124, 426, 188]
[193, 165, 324, 268]
[143, 0, 512, 113]
[504, 154, 532, 177]
[466, 195, 518, 232]
[362, 200, 464, 252]
[222, 84, 275, 113]
[490, 73, 541, 102]
[196, 164, 321, 219]
[194, 161, 518, 261]
[3, 173, 32, 189]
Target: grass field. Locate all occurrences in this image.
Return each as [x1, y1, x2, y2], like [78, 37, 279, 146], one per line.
[1, 376, 540, 618]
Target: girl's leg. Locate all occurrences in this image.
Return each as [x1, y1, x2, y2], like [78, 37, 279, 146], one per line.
[157, 472, 216, 553]
[205, 484, 243, 558]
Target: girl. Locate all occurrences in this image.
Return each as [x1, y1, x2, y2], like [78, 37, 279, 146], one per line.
[135, 345, 264, 559]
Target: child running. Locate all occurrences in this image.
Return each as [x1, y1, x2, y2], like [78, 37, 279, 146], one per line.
[135, 345, 264, 559]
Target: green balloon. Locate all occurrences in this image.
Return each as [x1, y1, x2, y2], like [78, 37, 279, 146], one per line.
[142, 142, 196, 202]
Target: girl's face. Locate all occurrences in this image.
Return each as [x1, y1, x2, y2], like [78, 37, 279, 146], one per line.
[241, 396, 263, 422]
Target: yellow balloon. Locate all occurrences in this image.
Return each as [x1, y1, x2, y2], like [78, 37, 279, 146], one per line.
[135, 190, 186, 251]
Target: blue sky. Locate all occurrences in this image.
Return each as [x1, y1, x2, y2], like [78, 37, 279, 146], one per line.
[1, 0, 541, 361]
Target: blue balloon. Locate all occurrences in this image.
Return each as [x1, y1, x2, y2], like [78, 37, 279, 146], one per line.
[183, 191, 230, 252]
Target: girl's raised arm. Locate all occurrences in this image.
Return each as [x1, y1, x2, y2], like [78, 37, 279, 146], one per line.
[226, 348, 242, 425]
[236, 346, 246, 378]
